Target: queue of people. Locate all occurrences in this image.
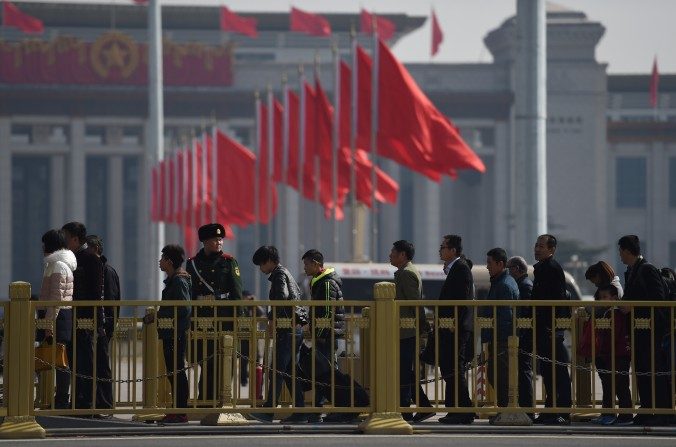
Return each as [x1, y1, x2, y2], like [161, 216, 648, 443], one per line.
[33, 222, 675, 426]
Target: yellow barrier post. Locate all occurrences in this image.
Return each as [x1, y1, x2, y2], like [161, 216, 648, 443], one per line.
[360, 282, 412, 435]
[132, 307, 164, 422]
[201, 334, 248, 425]
[491, 335, 532, 425]
[0, 282, 46, 439]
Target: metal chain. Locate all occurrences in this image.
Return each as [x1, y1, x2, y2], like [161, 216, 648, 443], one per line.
[520, 348, 673, 377]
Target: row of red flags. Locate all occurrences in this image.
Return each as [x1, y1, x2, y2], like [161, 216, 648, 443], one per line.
[151, 39, 487, 238]
[1, 1, 444, 57]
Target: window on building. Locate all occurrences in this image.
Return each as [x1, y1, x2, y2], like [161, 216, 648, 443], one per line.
[670, 157, 676, 208]
[669, 241, 676, 269]
[85, 125, 106, 145]
[10, 124, 32, 144]
[122, 126, 143, 145]
[616, 157, 646, 208]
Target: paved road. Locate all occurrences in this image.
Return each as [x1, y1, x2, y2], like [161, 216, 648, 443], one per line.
[4, 434, 676, 447]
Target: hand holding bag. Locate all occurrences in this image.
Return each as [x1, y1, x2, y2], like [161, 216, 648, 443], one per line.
[35, 341, 68, 372]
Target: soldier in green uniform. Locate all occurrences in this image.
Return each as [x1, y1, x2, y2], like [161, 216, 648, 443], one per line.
[186, 223, 243, 402]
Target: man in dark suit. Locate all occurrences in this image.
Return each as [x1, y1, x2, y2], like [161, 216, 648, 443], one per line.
[618, 235, 670, 426]
[437, 235, 475, 425]
[531, 234, 571, 425]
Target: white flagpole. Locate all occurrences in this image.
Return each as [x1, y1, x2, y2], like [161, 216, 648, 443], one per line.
[211, 122, 218, 223]
[331, 41, 340, 261]
[279, 75, 288, 249]
[313, 55, 321, 251]
[254, 91, 261, 300]
[370, 19, 379, 262]
[182, 138, 189, 243]
[266, 84, 274, 244]
[298, 65, 306, 260]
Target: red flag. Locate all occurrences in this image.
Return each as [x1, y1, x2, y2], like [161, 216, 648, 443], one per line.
[339, 61, 351, 149]
[431, 8, 443, 56]
[356, 46, 373, 151]
[360, 9, 395, 40]
[377, 40, 485, 178]
[650, 56, 659, 108]
[285, 90, 301, 190]
[215, 130, 257, 227]
[2, 0, 43, 34]
[272, 100, 284, 184]
[220, 6, 258, 38]
[290, 7, 331, 37]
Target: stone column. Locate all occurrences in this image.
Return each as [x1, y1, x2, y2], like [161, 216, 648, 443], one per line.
[67, 119, 86, 222]
[0, 119, 12, 289]
[412, 174, 440, 264]
[108, 156, 124, 268]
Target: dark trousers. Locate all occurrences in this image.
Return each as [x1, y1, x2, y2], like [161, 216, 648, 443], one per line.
[95, 334, 113, 409]
[163, 336, 189, 409]
[487, 342, 509, 407]
[439, 329, 473, 414]
[633, 330, 671, 413]
[518, 334, 534, 410]
[73, 329, 95, 408]
[537, 332, 572, 411]
[54, 309, 73, 409]
[596, 356, 632, 415]
[240, 339, 250, 385]
[264, 329, 305, 407]
[399, 336, 432, 408]
[197, 340, 217, 401]
[314, 338, 369, 408]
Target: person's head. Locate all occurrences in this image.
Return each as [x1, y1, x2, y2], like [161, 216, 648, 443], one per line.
[597, 284, 619, 302]
[439, 234, 462, 263]
[301, 249, 324, 277]
[198, 223, 225, 255]
[506, 256, 529, 280]
[41, 229, 67, 255]
[486, 247, 508, 278]
[61, 222, 87, 251]
[252, 245, 280, 275]
[584, 261, 616, 288]
[618, 235, 641, 266]
[242, 289, 256, 301]
[85, 235, 103, 257]
[534, 234, 557, 262]
[160, 244, 185, 274]
[389, 240, 414, 269]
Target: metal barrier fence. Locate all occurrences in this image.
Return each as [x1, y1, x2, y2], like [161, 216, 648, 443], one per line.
[0, 280, 675, 438]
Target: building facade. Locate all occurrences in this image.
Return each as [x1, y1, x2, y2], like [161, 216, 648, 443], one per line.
[1, 2, 674, 299]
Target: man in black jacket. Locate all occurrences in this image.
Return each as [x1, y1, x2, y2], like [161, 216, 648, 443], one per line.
[250, 245, 307, 424]
[531, 234, 571, 425]
[302, 249, 369, 423]
[618, 235, 670, 425]
[86, 235, 118, 410]
[62, 222, 104, 410]
[437, 235, 475, 425]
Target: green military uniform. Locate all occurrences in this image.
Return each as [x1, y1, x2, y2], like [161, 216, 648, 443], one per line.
[186, 223, 242, 401]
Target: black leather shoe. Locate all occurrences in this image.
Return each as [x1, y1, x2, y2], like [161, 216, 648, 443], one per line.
[402, 412, 414, 422]
[322, 413, 359, 423]
[550, 416, 570, 426]
[533, 414, 554, 424]
[412, 412, 435, 423]
[249, 412, 274, 423]
[279, 413, 309, 424]
[438, 414, 474, 425]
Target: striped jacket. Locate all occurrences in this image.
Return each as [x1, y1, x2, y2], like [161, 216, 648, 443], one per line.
[309, 268, 346, 339]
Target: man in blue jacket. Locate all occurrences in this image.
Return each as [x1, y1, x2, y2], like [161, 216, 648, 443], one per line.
[480, 248, 519, 410]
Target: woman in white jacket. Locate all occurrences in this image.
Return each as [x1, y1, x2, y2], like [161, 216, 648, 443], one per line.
[39, 229, 77, 409]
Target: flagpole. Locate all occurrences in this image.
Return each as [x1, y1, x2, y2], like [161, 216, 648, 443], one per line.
[201, 123, 208, 226]
[182, 134, 189, 244]
[298, 65, 306, 261]
[211, 115, 218, 223]
[350, 27, 359, 262]
[370, 19, 379, 262]
[331, 41, 340, 261]
[313, 53, 321, 251]
[148, 0, 164, 299]
[254, 90, 261, 300]
[280, 74, 289, 252]
[191, 129, 198, 253]
[266, 84, 274, 244]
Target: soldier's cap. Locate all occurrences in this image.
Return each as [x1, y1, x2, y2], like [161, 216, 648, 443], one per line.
[198, 223, 226, 242]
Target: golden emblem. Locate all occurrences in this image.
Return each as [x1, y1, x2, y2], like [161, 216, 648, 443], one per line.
[216, 228, 221, 235]
[234, 267, 240, 277]
[90, 32, 139, 79]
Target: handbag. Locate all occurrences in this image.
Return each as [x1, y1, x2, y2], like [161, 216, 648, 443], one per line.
[35, 342, 68, 372]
